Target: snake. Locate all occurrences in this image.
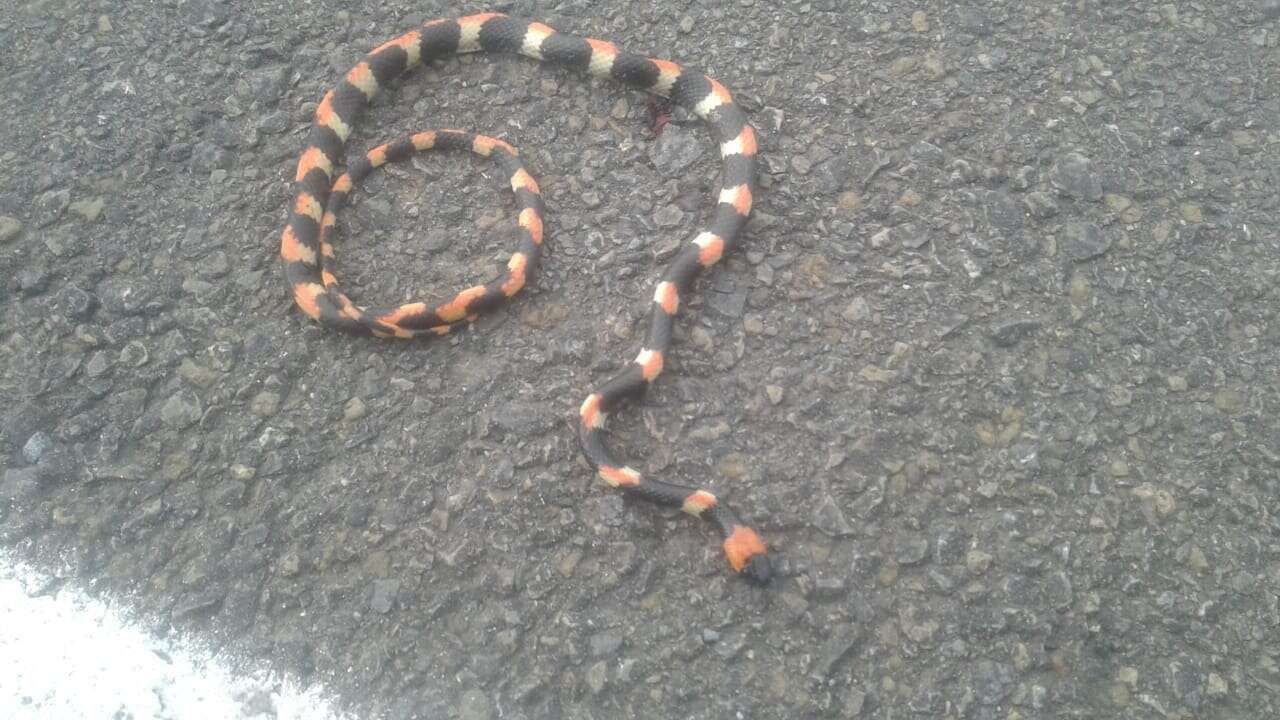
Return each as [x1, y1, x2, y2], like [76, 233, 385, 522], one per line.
[279, 13, 771, 583]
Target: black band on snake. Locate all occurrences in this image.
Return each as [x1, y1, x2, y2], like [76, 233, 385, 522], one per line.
[280, 13, 770, 583]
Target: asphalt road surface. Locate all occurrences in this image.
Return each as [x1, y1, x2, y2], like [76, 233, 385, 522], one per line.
[2, 2, 1279, 719]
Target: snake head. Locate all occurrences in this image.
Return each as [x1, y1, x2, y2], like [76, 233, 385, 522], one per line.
[724, 525, 771, 584]
[742, 554, 772, 585]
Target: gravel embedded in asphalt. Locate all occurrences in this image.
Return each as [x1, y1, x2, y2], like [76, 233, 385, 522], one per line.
[2, 2, 1279, 718]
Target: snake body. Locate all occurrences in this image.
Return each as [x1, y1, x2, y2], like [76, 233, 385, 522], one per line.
[280, 13, 770, 583]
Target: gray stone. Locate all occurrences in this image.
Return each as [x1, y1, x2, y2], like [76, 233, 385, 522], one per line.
[1062, 222, 1111, 261]
[586, 494, 627, 529]
[1159, 124, 1190, 146]
[589, 631, 623, 657]
[249, 66, 289, 103]
[813, 494, 855, 537]
[0, 215, 20, 243]
[424, 230, 452, 253]
[1050, 152, 1103, 201]
[370, 579, 400, 614]
[457, 689, 493, 720]
[1047, 570, 1073, 610]
[97, 278, 155, 316]
[1011, 165, 1038, 191]
[842, 297, 870, 323]
[983, 191, 1023, 230]
[901, 226, 931, 249]
[256, 110, 289, 134]
[585, 661, 609, 694]
[34, 189, 70, 227]
[978, 47, 1010, 70]
[1023, 192, 1059, 218]
[958, 7, 993, 35]
[1170, 660, 1203, 710]
[190, 141, 232, 174]
[814, 155, 852, 194]
[845, 689, 867, 716]
[688, 419, 730, 442]
[17, 267, 50, 295]
[653, 204, 685, 228]
[2, 467, 41, 502]
[705, 288, 747, 318]
[161, 390, 202, 428]
[990, 318, 1042, 347]
[851, 479, 886, 519]
[812, 575, 848, 601]
[710, 630, 746, 659]
[895, 535, 930, 565]
[491, 401, 551, 435]
[51, 286, 95, 320]
[69, 197, 105, 223]
[84, 351, 113, 378]
[342, 397, 366, 422]
[59, 446, 103, 481]
[250, 391, 280, 418]
[933, 524, 967, 564]
[972, 660, 1015, 704]
[171, 591, 223, 619]
[198, 250, 230, 278]
[811, 624, 861, 679]
[649, 124, 703, 177]
[910, 141, 945, 166]
[212, 480, 247, 508]
[22, 432, 54, 464]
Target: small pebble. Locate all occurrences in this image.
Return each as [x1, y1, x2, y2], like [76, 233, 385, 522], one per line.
[590, 632, 623, 657]
[967, 549, 993, 574]
[0, 215, 21, 243]
[344, 397, 368, 421]
[1023, 192, 1059, 218]
[990, 318, 1042, 347]
[69, 197, 105, 223]
[119, 341, 149, 367]
[895, 535, 930, 565]
[1050, 152, 1102, 201]
[1213, 388, 1242, 414]
[251, 391, 281, 418]
[23, 431, 54, 464]
[370, 579, 399, 614]
[649, 125, 704, 177]
[1062, 222, 1111, 261]
[585, 661, 608, 694]
[765, 385, 784, 405]
[1187, 546, 1209, 572]
[84, 351, 113, 378]
[161, 390, 202, 429]
[52, 285, 94, 319]
[17, 267, 50, 295]
[653, 204, 684, 228]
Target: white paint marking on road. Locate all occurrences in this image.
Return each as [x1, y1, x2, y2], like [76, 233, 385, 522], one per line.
[1, 553, 352, 720]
